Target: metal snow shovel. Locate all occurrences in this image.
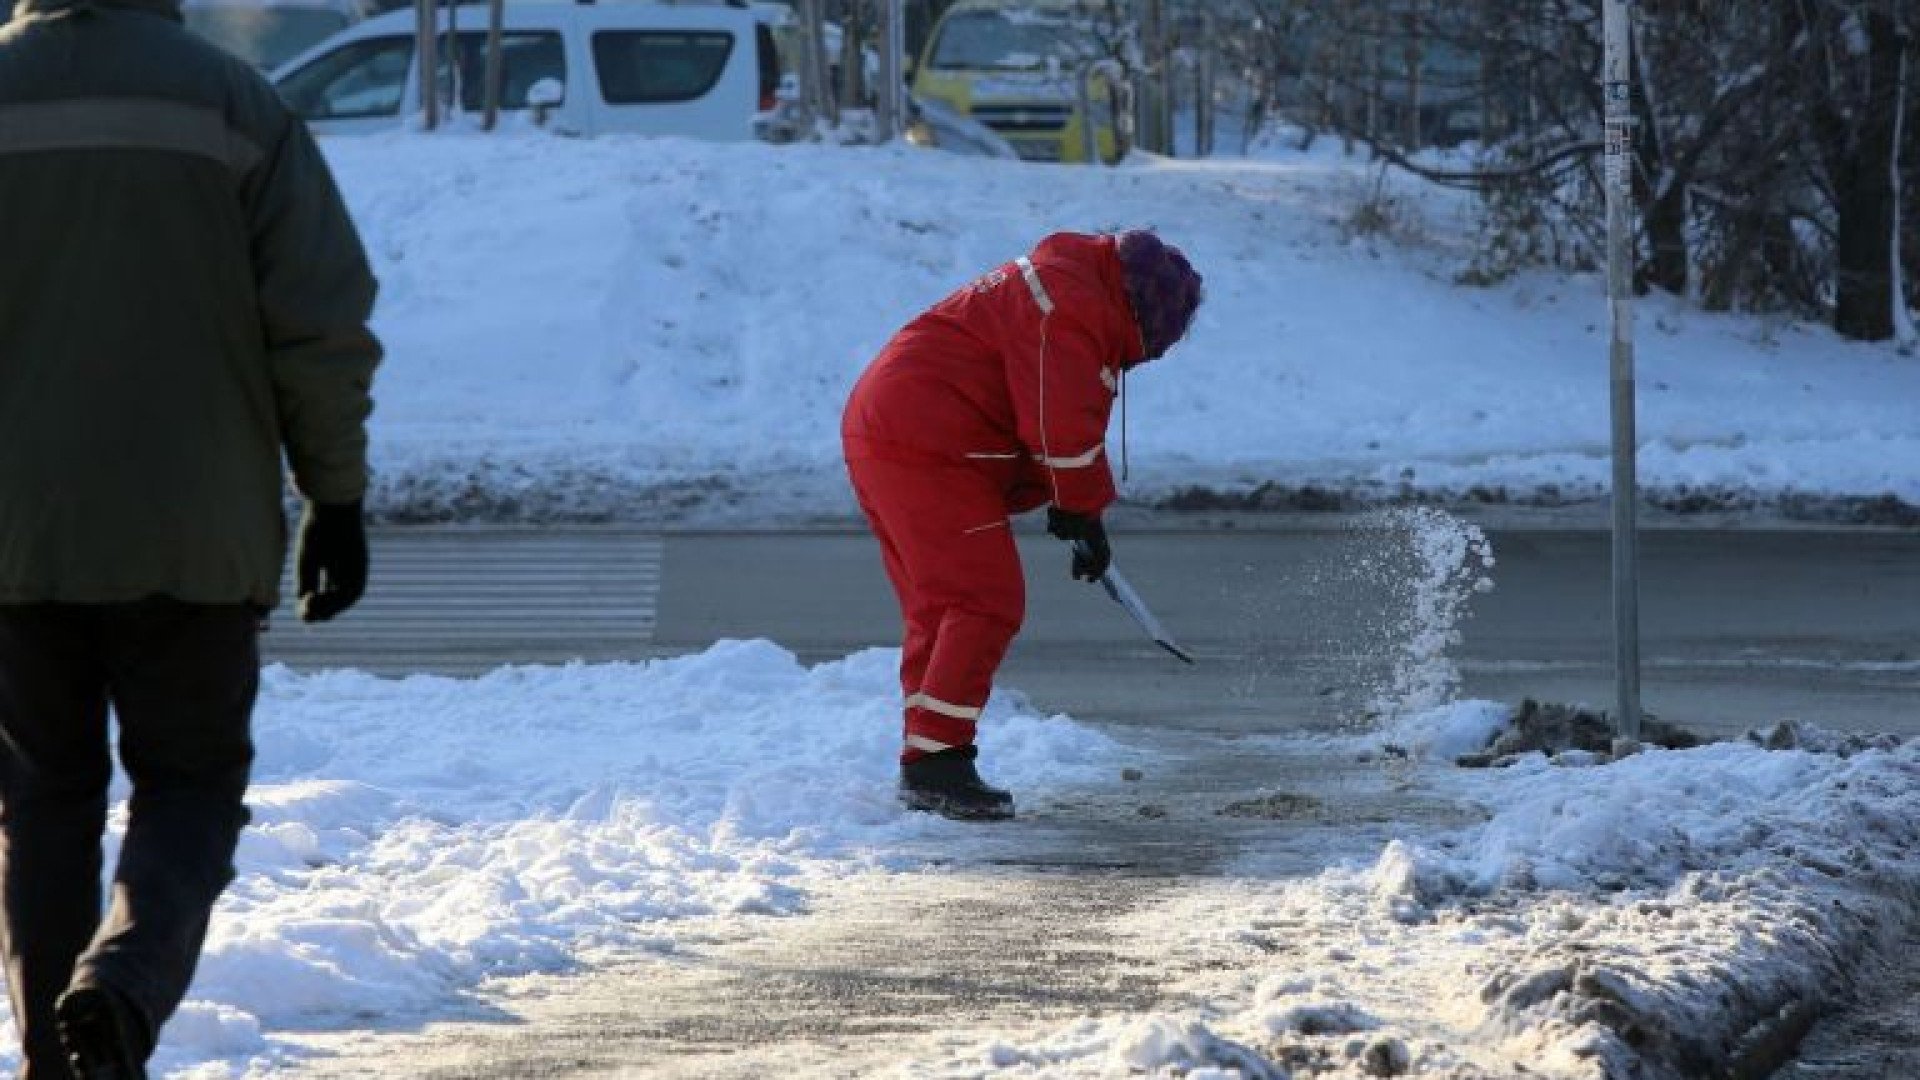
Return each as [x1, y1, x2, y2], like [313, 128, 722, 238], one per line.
[1072, 540, 1196, 664]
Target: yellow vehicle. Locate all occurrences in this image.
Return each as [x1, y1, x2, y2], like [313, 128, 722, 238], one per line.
[911, 0, 1123, 164]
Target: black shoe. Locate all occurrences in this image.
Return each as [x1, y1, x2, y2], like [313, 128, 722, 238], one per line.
[899, 746, 1015, 821]
[55, 984, 149, 1080]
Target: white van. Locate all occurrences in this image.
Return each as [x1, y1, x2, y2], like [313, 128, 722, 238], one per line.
[272, 0, 779, 140]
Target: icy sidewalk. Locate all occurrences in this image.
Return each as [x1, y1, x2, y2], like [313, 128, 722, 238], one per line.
[226, 705, 1920, 1080]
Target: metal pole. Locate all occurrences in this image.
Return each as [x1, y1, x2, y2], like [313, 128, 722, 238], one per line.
[1603, 0, 1642, 741]
[1078, 66, 1099, 164]
[797, 0, 834, 129]
[445, 0, 458, 117]
[415, 0, 437, 130]
[838, 3, 866, 120]
[877, 0, 906, 140]
[1196, 23, 1215, 157]
[481, 0, 504, 131]
[1155, 0, 1174, 155]
[1137, 0, 1167, 154]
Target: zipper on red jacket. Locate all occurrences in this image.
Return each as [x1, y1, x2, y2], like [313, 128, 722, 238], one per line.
[1015, 256, 1064, 505]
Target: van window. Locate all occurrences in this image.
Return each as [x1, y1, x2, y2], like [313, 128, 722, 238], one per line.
[439, 31, 567, 110]
[592, 31, 734, 105]
[277, 35, 412, 119]
[928, 10, 1092, 72]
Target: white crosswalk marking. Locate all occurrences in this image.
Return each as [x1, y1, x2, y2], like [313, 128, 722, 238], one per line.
[262, 530, 663, 676]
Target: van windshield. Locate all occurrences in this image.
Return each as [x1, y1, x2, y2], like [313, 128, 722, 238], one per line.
[928, 10, 1093, 72]
[185, 5, 352, 70]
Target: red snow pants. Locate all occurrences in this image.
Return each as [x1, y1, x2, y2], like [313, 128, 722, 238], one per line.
[846, 456, 1025, 763]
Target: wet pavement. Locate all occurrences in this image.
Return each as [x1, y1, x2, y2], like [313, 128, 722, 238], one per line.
[257, 521, 1920, 1077]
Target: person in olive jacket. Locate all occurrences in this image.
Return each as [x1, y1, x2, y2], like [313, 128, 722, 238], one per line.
[0, 0, 380, 1074]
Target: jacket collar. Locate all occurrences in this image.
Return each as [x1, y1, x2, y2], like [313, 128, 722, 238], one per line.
[15, 0, 182, 20]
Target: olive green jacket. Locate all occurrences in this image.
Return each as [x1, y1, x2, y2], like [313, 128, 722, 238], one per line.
[0, 0, 380, 605]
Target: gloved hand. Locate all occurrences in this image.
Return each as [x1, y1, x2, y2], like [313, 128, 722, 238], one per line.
[1046, 507, 1111, 583]
[295, 499, 368, 623]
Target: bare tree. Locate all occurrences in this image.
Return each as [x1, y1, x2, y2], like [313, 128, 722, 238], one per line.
[1789, 0, 1909, 341]
[1904, 28, 1920, 328]
[1213, 0, 1913, 340]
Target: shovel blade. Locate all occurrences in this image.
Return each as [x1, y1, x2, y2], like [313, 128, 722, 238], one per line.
[1075, 541, 1194, 664]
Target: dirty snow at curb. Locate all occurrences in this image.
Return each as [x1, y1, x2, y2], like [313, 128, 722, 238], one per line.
[914, 717, 1920, 1080]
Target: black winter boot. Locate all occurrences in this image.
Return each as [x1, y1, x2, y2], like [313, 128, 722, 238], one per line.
[55, 984, 149, 1080]
[899, 746, 1015, 821]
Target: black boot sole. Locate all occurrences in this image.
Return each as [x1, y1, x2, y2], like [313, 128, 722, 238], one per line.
[56, 986, 147, 1080]
[898, 787, 1016, 821]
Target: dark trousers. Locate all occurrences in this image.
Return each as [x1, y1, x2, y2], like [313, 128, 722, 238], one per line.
[0, 602, 257, 1078]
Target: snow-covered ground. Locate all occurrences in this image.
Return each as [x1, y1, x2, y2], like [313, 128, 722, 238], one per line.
[26, 508, 1909, 1080]
[341, 126, 1920, 524]
[50, 514, 1920, 1080]
[14, 128, 1917, 1077]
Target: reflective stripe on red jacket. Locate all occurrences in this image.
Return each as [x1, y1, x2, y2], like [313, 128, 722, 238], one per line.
[841, 232, 1144, 516]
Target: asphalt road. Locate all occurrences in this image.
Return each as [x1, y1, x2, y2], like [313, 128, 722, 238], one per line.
[257, 519, 1920, 1077]
[264, 521, 1920, 740]
[668, 523, 1920, 741]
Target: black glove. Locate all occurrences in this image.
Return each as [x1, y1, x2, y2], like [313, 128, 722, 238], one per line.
[1046, 507, 1111, 583]
[295, 499, 368, 623]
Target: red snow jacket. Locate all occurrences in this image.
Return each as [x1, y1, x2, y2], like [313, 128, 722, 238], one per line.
[842, 232, 1146, 517]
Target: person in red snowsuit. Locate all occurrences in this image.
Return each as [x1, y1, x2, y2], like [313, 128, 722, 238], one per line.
[842, 231, 1204, 820]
